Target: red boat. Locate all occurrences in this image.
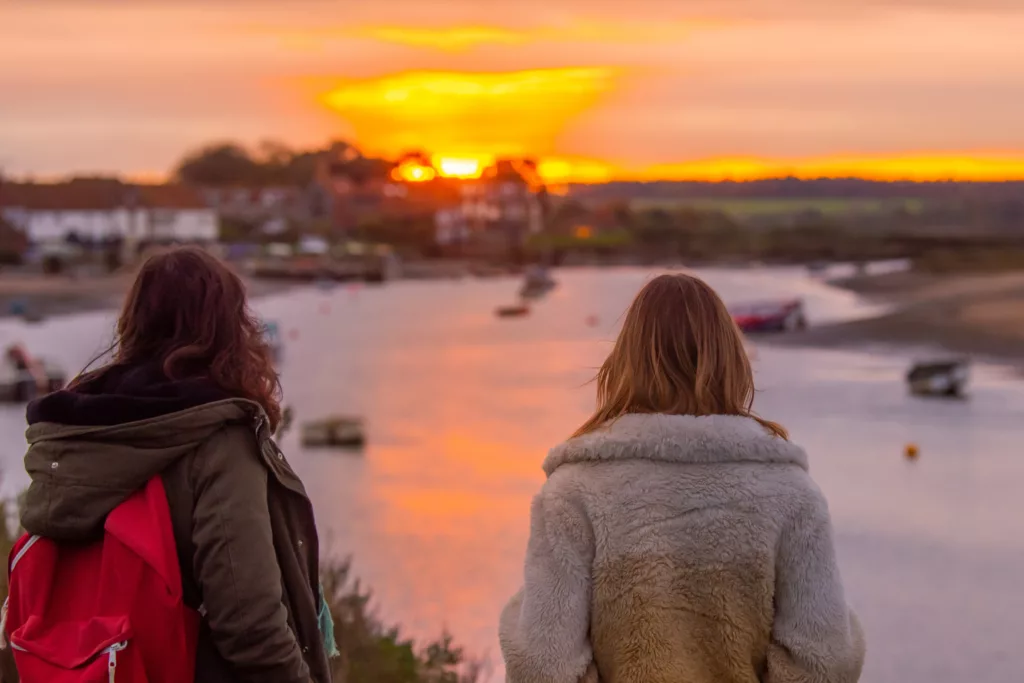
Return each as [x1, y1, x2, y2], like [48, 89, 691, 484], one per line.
[730, 299, 807, 333]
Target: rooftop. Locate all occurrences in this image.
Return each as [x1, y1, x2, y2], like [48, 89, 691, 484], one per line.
[0, 180, 208, 211]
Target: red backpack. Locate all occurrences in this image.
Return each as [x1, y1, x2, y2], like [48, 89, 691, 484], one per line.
[2, 476, 198, 682]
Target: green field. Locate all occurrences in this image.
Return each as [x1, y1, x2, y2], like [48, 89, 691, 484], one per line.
[629, 197, 928, 218]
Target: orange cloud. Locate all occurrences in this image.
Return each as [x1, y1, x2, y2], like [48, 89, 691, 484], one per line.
[354, 25, 530, 51]
[316, 67, 1024, 183]
[319, 67, 620, 159]
[265, 20, 726, 52]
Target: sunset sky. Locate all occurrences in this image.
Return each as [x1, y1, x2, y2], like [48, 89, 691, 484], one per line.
[3, 0, 1024, 182]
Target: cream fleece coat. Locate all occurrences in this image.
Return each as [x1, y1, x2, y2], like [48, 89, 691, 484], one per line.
[500, 414, 864, 683]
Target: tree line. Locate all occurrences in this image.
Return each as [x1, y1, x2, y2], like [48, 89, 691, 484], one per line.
[173, 140, 391, 187]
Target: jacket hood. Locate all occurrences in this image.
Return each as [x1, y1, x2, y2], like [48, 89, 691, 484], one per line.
[22, 364, 265, 540]
[543, 413, 808, 476]
[26, 362, 237, 427]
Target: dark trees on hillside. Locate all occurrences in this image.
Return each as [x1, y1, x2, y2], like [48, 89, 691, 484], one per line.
[174, 142, 326, 187]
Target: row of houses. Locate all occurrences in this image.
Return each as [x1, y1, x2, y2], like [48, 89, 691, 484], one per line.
[0, 178, 218, 247]
[0, 148, 549, 259]
[315, 145, 547, 255]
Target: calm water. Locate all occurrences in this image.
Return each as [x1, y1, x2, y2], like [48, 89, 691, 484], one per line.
[1, 267, 1022, 683]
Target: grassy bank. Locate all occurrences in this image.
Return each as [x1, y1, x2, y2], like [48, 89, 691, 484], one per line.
[629, 196, 928, 219]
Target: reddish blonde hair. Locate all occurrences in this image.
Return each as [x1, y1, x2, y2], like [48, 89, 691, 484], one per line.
[574, 273, 786, 439]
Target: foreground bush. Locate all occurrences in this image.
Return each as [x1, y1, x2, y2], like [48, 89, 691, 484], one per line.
[0, 503, 480, 683]
[322, 560, 482, 683]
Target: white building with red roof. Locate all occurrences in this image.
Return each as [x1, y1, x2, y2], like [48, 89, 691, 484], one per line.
[0, 178, 218, 244]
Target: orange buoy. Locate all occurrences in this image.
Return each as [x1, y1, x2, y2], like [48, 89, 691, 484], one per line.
[904, 443, 919, 460]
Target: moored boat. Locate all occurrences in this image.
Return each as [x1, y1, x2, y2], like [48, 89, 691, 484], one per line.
[906, 358, 969, 398]
[496, 304, 530, 318]
[730, 299, 807, 334]
[518, 266, 557, 300]
[301, 416, 366, 449]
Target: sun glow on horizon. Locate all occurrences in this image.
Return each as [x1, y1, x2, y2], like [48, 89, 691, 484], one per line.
[434, 155, 492, 179]
[317, 66, 1024, 184]
[445, 153, 1024, 184]
[318, 67, 620, 164]
[634, 154, 1024, 183]
[390, 158, 436, 183]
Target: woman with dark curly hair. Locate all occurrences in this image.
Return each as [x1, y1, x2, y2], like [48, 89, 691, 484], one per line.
[19, 246, 332, 683]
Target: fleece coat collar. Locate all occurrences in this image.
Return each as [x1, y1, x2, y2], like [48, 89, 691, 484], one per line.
[544, 413, 808, 476]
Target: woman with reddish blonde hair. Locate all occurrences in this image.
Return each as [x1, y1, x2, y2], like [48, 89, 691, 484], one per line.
[501, 273, 864, 683]
[20, 247, 333, 683]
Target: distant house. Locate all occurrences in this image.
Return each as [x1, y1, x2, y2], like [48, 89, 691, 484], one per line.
[445, 161, 545, 257]
[0, 179, 218, 245]
[200, 186, 312, 236]
[135, 184, 219, 242]
[312, 143, 403, 234]
[434, 207, 471, 246]
[459, 176, 543, 234]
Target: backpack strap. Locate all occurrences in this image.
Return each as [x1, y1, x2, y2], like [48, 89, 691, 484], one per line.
[0, 597, 8, 650]
[1, 534, 43, 650]
[9, 536, 41, 575]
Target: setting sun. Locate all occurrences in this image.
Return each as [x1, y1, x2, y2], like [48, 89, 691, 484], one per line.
[390, 159, 436, 183]
[434, 156, 491, 179]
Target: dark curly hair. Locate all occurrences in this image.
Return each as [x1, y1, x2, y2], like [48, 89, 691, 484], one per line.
[75, 246, 282, 429]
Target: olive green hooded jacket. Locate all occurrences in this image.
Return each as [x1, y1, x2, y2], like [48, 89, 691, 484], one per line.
[21, 366, 330, 683]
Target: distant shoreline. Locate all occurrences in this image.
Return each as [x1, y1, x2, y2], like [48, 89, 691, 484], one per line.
[773, 270, 1024, 367]
[0, 272, 297, 321]
[6, 266, 1024, 373]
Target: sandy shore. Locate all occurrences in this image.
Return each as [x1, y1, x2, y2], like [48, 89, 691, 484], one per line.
[0, 272, 296, 320]
[777, 270, 1024, 365]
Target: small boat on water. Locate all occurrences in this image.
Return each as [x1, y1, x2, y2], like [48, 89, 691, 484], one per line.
[301, 416, 366, 449]
[519, 266, 557, 300]
[906, 359, 969, 398]
[0, 344, 66, 403]
[9, 299, 45, 323]
[730, 299, 807, 334]
[496, 304, 530, 318]
[807, 261, 830, 277]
